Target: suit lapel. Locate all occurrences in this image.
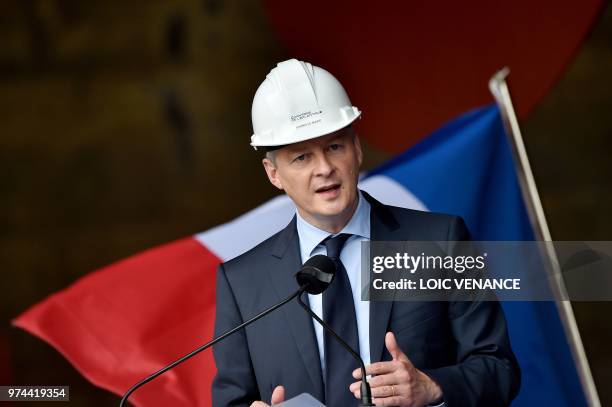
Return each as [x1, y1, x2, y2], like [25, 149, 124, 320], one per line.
[363, 191, 400, 363]
[267, 217, 325, 400]
[264, 193, 403, 390]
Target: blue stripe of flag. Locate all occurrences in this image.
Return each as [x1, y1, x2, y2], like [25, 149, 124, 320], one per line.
[368, 104, 587, 406]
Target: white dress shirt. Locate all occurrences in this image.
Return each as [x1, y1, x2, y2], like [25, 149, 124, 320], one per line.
[295, 192, 446, 407]
[296, 191, 371, 378]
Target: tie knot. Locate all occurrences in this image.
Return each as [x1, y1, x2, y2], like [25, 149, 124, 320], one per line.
[323, 233, 351, 260]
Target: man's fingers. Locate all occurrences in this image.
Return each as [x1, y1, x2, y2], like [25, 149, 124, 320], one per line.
[271, 385, 285, 405]
[351, 380, 409, 397]
[372, 396, 405, 406]
[350, 372, 399, 393]
[372, 384, 409, 398]
[385, 332, 412, 364]
[250, 402, 269, 407]
[352, 360, 404, 378]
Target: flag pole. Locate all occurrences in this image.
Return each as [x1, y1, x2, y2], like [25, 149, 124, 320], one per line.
[488, 67, 600, 407]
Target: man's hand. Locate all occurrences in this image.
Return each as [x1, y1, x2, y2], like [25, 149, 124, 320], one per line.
[349, 332, 443, 406]
[250, 385, 285, 407]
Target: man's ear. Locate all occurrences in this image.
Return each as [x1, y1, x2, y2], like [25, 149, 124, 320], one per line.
[262, 158, 284, 190]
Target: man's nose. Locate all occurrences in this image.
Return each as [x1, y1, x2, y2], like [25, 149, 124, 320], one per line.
[314, 153, 334, 176]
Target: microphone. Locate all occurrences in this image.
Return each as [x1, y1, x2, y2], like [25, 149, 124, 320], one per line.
[296, 255, 375, 407]
[296, 254, 335, 294]
[119, 255, 335, 406]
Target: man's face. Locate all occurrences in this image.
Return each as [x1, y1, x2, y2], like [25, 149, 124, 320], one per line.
[262, 127, 363, 232]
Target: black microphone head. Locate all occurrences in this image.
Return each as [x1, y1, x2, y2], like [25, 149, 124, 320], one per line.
[296, 255, 336, 294]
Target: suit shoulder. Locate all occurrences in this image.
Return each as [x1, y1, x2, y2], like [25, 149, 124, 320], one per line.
[382, 204, 470, 240]
[386, 204, 462, 224]
[220, 226, 284, 275]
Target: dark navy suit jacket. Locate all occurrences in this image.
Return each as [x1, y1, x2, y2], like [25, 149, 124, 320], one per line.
[212, 192, 520, 406]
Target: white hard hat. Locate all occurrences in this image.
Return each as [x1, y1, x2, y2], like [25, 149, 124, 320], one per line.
[250, 58, 361, 150]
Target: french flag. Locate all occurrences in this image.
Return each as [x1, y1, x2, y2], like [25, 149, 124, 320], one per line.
[14, 104, 587, 406]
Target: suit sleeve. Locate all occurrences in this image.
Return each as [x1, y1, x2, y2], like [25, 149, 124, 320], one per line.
[212, 263, 260, 407]
[423, 216, 521, 407]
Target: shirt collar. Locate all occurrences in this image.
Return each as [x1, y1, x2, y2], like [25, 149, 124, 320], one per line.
[296, 190, 371, 259]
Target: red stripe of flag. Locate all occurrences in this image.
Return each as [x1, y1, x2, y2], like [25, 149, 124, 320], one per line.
[13, 237, 219, 406]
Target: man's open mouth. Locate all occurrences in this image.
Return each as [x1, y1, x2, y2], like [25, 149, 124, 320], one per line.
[315, 184, 341, 193]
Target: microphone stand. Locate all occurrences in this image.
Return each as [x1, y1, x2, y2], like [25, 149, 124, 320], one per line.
[297, 292, 375, 407]
[119, 286, 306, 406]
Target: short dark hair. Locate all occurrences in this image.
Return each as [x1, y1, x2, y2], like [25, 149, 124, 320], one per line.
[265, 149, 277, 165]
[262, 125, 357, 163]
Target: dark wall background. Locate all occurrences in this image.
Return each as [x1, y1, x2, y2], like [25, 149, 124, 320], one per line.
[523, 2, 612, 398]
[0, 1, 610, 405]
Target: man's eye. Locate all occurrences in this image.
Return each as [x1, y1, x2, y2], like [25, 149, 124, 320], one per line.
[293, 154, 306, 162]
[330, 144, 342, 151]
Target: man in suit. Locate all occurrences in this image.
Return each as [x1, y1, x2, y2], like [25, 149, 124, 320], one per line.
[212, 59, 520, 406]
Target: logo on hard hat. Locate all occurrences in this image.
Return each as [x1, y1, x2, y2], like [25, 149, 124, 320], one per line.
[290, 110, 323, 122]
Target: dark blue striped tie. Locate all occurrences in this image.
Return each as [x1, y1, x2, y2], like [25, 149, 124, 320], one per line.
[322, 233, 360, 406]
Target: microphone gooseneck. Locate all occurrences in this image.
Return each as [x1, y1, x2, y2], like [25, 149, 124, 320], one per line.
[119, 255, 369, 406]
[119, 287, 303, 406]
[119, 255, 331, 406]
[296, 255, 375, 407]
[297, 293, 374, 407]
